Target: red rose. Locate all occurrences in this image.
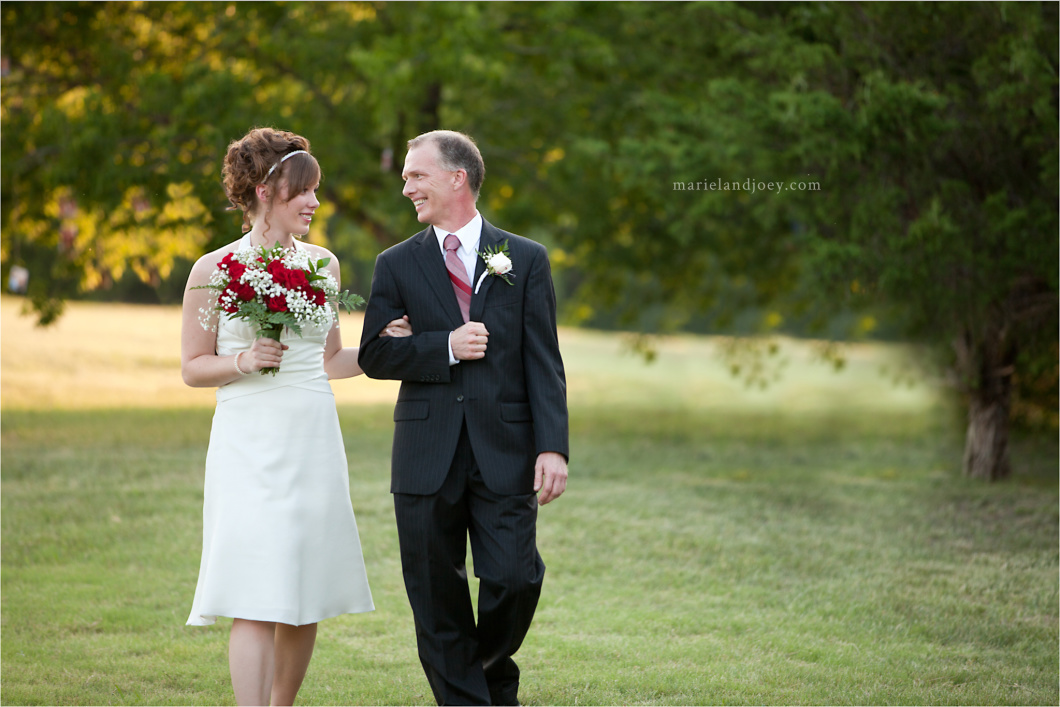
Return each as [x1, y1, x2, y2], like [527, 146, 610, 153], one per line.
[301, 284, 325, 306]
[289, 269, 309, 289]
[266, 260, 292, 287]
[235, 282, 256, 301]
[219, 252, 235, 270]
[228, 261, 246, 281]
[266, 295, 288, 312]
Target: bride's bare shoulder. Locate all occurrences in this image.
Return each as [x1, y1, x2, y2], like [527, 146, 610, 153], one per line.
[187, 239, 244, 284]
[300, 241, 338, 263]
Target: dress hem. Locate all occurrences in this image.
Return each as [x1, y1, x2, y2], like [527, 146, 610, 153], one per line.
[186, 603, 375, 628]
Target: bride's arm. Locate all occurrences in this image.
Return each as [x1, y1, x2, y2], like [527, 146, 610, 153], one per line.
[321, 254, 411, 380]
[322, 328, 362, 380]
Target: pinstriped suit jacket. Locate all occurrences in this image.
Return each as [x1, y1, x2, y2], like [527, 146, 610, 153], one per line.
[358, 220, 569, 496]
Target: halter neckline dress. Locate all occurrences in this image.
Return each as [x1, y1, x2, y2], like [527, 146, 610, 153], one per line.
[187, 234, 374, 626]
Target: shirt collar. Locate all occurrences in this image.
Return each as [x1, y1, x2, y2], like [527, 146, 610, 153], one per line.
[434, 212, 482, 254]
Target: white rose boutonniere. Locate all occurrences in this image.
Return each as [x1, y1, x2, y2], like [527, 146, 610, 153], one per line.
[475, 240, 515, 294]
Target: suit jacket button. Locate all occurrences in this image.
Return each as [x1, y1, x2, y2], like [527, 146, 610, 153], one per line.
[456, 395, 464, 402]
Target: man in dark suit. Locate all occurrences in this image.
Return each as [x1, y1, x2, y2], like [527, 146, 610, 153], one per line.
[358, 130, 569, 706]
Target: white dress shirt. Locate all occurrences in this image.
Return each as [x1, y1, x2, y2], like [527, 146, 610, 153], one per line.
[434, 213, 482, 365]
[434, 213, 482, 282]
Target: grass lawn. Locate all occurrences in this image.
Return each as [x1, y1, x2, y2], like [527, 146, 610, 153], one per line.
[2, 297, 1057, 705]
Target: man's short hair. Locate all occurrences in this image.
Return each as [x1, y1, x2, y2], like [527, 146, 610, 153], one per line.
[408, 130, 486, 199]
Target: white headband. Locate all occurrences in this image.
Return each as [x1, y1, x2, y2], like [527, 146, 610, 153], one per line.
[264, 150, 309, 181]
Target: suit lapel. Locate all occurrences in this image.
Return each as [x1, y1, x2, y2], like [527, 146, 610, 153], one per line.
[469, 221, 500, 322]
[411, 227, 465, 328]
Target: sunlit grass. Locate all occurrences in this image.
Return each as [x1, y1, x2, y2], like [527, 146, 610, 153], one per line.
[2, 296, 941, 417]
[0, 296, 403, 409]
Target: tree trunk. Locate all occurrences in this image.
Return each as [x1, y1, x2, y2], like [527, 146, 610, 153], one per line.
[418, 82, 441, 134]
[956, 326, 1015, 481]
[963, 386, 1012, 480]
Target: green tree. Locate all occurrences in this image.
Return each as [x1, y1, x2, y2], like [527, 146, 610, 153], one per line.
[3, 2, 254, 321]
[1, 1, 581, 314]
[794, 3, 1059, 480]
[505, 2, 1057, 480]
[3, 2, 1055, 480]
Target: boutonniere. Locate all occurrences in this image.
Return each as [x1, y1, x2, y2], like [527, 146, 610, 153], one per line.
[474, 240, 515, 294]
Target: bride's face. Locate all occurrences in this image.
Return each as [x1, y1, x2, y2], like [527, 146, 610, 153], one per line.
[268, 180, 321, 237]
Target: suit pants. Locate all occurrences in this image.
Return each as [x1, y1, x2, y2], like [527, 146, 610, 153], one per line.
[394, 422, 545, 706]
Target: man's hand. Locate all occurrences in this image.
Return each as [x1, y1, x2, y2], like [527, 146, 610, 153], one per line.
[451, 321, 489, 360]
[534, 452, 568, 505]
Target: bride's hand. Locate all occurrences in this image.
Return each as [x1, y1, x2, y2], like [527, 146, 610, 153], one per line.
[243, 337, 287, 372]
[380, 315, 413, 338]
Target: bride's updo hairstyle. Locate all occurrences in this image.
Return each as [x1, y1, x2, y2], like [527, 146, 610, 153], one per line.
[222, 127, 322, 233]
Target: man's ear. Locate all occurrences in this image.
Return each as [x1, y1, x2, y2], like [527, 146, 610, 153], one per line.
[451, 169, 467, 191]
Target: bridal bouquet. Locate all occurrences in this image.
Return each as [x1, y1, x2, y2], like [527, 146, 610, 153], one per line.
[197, 243, 364, 375]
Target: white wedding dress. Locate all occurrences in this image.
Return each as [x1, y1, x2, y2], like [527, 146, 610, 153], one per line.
[187, 241, 373, 626]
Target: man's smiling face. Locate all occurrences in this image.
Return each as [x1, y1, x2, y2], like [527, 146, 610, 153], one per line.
[401, 142, 457, 228]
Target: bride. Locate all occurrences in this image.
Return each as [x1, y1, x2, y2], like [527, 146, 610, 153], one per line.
[180, 127, 410, 706]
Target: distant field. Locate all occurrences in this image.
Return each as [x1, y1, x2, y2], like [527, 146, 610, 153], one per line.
[1, 295, 942, 416]
[0, 296, 401, 409]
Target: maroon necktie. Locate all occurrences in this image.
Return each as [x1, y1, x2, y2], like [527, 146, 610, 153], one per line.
[444, 234, 471, 323]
